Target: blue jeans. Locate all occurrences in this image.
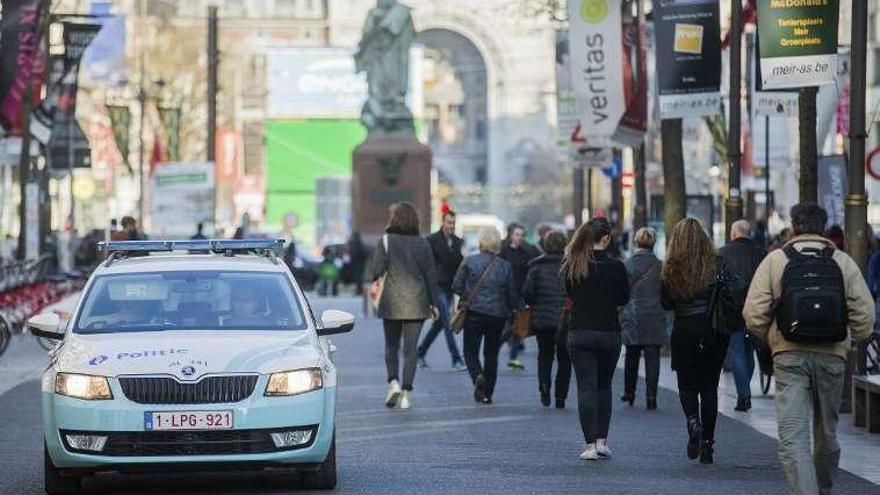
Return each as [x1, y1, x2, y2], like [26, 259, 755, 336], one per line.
[416, 290, 462, 363]
[729, 329, 755, 400]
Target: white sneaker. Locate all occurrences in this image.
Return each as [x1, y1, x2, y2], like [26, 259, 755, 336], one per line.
[385, 380, 402, 408]
[579, 444, 599, 461]
[399, 391, 412, 410]
[596, 440, 612, 458]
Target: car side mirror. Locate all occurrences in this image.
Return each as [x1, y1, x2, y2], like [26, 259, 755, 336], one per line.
[27, 313, 64, 340]
[317, 310, 355, 337]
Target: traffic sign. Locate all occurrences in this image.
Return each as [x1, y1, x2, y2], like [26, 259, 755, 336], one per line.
[867, 148, 880, 181]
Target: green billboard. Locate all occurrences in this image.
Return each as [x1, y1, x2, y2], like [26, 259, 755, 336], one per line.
[757, 0, 839, 89]
[265, 119, 367, 245]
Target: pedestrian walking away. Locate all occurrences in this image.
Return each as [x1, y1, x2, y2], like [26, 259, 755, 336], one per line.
[744, 203, 875, 495]
[417, 210, 466, 370]
[500, 223, 540, 370]
[620, 227, 667, 411]
[717, 219, 767, 412]
[562, 218, 629, 461]
[453, 228, 518, 405]
[370, 202, 440, 410]
[661, 218, 728, 465]
[522, 230, 571, 408]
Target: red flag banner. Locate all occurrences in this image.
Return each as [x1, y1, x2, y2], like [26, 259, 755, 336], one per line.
[0, 0, 46, 133]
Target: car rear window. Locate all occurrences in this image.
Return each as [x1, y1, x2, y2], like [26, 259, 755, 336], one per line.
[74, 271, 307, 334]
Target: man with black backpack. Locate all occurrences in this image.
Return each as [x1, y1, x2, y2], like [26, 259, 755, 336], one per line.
[744, 203, 875, 495]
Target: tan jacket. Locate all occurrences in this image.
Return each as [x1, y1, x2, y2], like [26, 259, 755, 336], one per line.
[742, 234, 875, 359]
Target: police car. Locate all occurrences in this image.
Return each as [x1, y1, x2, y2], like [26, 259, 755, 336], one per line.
[28, 240, 354, 494]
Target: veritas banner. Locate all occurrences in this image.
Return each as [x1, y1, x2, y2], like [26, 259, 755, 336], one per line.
[0, 0, 45, 132]
[757, 0, 839, 90]
[567, 0, 624, 145]
[654, 0, 722, 119]
[817, 155, 848, 227]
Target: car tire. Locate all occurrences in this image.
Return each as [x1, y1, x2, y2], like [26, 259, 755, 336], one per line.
[301, 434, 337, 490]
[44, 443, 81, 495]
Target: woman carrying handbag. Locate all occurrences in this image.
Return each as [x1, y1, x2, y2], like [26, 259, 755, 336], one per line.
[370, 202, 439, 410]
[452, 228, 518, 405]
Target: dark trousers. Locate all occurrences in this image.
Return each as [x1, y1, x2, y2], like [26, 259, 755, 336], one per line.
[463, 311, 507, 398]
[729, 329, 755, 400]
[568, 330, 622, 444]
[623, 345, 661, 400]
[383, 320, 424, 391]
[671, 316, 730, 441]
[535, 327, 572, 400]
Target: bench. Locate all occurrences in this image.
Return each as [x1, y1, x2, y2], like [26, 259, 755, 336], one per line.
[853, 375, 880, 432]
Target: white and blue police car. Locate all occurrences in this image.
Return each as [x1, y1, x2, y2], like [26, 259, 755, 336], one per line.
[28, 240, 354, 494]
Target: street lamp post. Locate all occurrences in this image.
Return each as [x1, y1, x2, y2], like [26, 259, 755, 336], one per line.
[724, 0, 744, 240]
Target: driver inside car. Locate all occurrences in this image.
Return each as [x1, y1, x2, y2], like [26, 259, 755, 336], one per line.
[102, 300, 161, 326]
[223, 284, 273, 327]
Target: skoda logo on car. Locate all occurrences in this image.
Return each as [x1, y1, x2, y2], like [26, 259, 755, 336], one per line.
[180, 366, 196, 378]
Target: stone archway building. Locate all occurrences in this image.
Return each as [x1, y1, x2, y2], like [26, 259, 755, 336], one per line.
[330, 0, 558, 217]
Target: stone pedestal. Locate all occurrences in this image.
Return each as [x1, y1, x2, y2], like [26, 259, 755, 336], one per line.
[352, 136, 432, 245]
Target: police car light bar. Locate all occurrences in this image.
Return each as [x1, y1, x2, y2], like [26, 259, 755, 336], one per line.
[98, 239, 285, 253]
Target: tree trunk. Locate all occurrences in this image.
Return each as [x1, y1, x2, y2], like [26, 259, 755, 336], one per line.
[633, 144, 648, 230]
[798, 87, 819, 203]
[662, 119, 686, 241]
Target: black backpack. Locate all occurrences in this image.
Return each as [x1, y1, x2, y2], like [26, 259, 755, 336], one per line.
[776, 244, 848, 343]
[708, 261, 749, 335]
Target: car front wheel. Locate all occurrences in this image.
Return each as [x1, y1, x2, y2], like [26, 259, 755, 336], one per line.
[44, 443, 82, 495]
[300, 434, 337, 490]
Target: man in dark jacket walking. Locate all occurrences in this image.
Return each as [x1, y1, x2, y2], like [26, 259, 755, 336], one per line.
[417, 211, 466, 370]
[718, 220, 767, 412]
[500, 223, 540, 370]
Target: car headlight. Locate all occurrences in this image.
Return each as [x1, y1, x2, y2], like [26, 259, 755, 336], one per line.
[265, 368, 323, 397]
[55, 373, 113, 400]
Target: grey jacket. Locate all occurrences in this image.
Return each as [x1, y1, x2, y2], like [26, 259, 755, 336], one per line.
[371, 234, 439, 321]
[452, 252, 518, 319]
[620, 249, 668, 346]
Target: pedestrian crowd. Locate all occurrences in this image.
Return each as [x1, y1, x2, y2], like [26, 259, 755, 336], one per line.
[369, 200, 876, 495]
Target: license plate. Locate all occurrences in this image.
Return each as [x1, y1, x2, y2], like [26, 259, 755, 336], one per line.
[145, 411, 233, 431]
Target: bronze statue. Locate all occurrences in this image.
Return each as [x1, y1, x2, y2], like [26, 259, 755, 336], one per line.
[354, 0, 416, 137]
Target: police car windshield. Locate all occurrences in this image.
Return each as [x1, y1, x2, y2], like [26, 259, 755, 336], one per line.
[74, 271, 307, 334]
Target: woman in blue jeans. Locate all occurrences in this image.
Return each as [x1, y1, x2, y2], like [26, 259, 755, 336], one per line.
[561, 218, 630, 460]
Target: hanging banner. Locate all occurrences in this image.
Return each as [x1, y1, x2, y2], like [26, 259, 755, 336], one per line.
[751, 43, 799, 117]
[0, 0, 45, 133]
[655, 0, 722, 119]
[106, 105, 131, 170]
[757, 0, 839, 90]
[817, 155, 848, 228]
[31, 22, 102, 145]
[567, 0, 624, 145]
[158, 107, 181, 161]
[613, 18, 648, 146]
[555, 29, 579, 154]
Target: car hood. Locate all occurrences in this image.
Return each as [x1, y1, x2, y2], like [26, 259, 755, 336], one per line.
[56, 330, 323, 379]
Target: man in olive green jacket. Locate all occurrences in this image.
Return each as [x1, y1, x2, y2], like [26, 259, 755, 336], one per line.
[743, 203, 875, 495]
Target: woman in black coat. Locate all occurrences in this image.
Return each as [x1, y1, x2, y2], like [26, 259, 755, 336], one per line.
[661, 218, 728, 465]
[522, 230, 571, 408]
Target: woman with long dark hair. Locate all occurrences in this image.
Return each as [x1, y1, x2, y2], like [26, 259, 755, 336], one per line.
[661, 218, 728, 464]
[561, 218, 630, 461]
[371, 202, 439, 410]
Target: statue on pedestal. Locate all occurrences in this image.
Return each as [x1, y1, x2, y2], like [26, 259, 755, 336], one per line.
[354, 0, 416, 137]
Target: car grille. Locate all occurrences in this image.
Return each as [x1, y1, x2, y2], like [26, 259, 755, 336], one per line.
[60, 427, 317, 457]
[118, 375, 260, 405]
